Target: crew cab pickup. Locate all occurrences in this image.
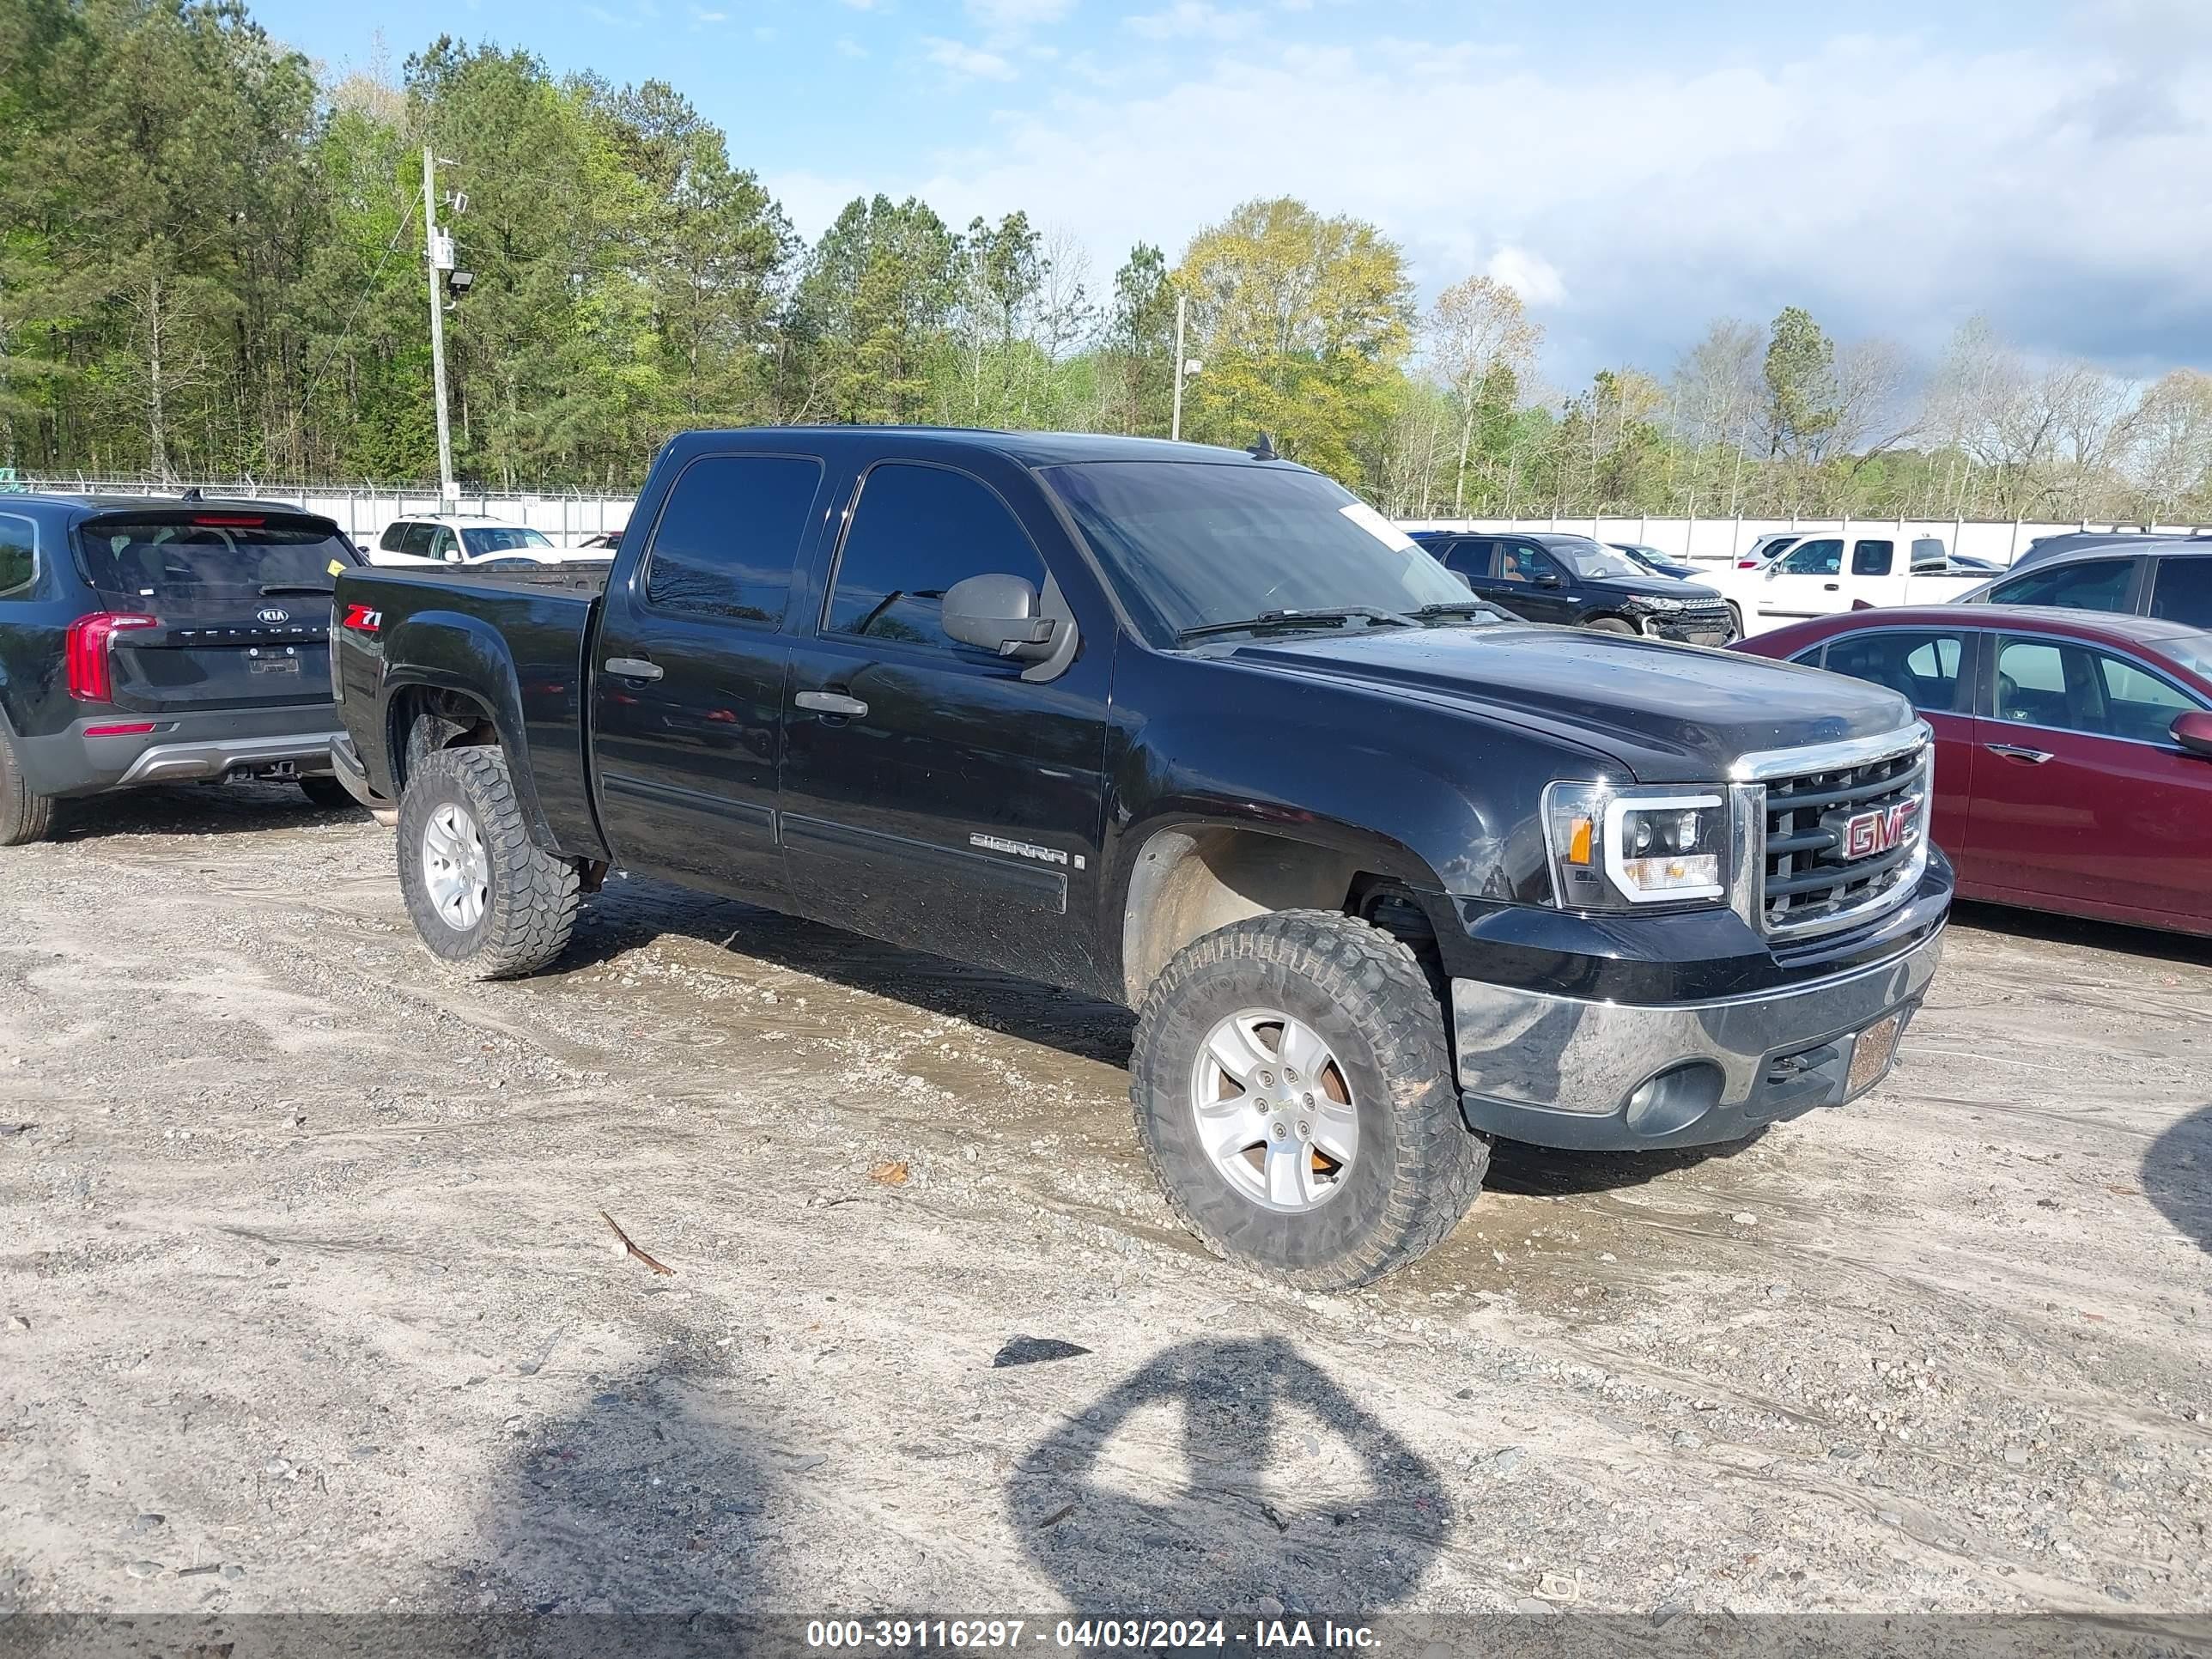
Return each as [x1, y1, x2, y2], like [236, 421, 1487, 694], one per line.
[331, 428, 1951, 1287]
[1708, 532, 1990, 635]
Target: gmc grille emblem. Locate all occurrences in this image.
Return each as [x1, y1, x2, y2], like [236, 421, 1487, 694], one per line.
[1835, 798, 1921, 860]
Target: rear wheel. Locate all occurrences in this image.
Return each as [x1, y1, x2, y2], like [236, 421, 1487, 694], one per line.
[396, 745, 580, 979]
[1129, 909, 1488, 1290]
[299, 775, 359, 812]
[0, 728, 55, 847]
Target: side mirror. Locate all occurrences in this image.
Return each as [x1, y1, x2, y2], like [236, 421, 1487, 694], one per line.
[942, 573, 1057, 662]
[443, 548, 463, 564]
[2172, 711, 2212, 758]
[1534, 571, 1563, 588]
[1455, 570, 1476, 591]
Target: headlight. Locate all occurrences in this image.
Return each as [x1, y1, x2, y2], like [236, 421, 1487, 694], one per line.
[1627, 593, 1684, 611]
[1543, 781, 1729, 908]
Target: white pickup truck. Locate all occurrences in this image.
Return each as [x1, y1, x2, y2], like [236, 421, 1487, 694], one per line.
[1707, 533, 1992, 636]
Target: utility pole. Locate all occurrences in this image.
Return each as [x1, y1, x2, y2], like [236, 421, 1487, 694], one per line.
[1170, 291, 1188, 442]
[422, 147, 456, 504]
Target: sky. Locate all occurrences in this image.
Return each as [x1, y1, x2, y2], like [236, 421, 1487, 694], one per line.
[252, 0, 2212, 392]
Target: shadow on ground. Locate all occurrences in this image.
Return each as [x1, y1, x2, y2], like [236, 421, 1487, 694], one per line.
[1951, 900, 2212, 970]
[2143, 1103, 2212, 1258]
[567, 870, 1138, 1068]
[46, 779, 365, 842]
[1484, 1129, 1768, 1197]
[1010, 1335, 1448, 1613]
[465, 1361, 784, 1616]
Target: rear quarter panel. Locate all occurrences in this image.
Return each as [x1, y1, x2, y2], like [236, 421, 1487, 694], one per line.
[335, 567, 608, 860]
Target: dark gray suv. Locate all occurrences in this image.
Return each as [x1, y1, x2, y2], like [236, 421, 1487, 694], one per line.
[0, 494, 362, 844]
[1960, 541, 2212, 629]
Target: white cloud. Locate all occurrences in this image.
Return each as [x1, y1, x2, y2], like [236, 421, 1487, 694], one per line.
[835, 35, 867, 58]
[965, 0, 1073, 30]
[688, 4, 726, 21]
[923, 36, 1018, 82]
[891, 25, 2212, 380]
[1485, 246, 1564, 309]
[1127, 2, 1255, 41]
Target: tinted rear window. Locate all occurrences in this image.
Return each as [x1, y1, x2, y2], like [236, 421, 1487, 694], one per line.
[645, 453, 823, 624]
[75, 516, 357, 608]
[2149, 557, 2212, 629]
[1990, 557, 2133, 612]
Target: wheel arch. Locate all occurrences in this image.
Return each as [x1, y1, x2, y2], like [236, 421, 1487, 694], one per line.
[1115, 819, 1449, 1006]
[377, 609, 559, 850]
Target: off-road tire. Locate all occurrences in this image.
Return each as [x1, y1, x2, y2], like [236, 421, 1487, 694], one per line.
[1129, 908, 1489, 1290]
[299, 775, 359, 813]
[0, 727, 55, 847]
[1586, 616, 1637, 635]
[396, 745, 580, 980]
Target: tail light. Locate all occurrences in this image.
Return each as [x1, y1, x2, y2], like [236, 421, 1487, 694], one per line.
[65, 612, 158, 702]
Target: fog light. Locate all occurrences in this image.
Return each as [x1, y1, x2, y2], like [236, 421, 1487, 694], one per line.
[1624, 1062, 1725, 1138]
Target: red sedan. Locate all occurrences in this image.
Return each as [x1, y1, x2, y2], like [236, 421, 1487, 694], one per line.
[1734, 605, 2212, 938]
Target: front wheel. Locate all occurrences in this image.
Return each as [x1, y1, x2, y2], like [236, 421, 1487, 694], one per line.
[1129, 909, 1488, 1290]
[1586, 616, 1637, 635]
[396, 745, 580, 980]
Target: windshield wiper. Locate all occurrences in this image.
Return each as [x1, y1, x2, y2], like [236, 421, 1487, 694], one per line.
[259, 582, 335, 596]
[1176, 607, 1412, 643]
[1407, 600, 1504, 622]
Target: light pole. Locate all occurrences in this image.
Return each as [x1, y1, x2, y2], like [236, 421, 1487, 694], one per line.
[1170, 292, 1187, 441]
[422, 147, 457, 504]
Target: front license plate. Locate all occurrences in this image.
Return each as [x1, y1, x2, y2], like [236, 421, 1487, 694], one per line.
[1846, 1014, 1902, 1094]
[250, 655, 301, 676]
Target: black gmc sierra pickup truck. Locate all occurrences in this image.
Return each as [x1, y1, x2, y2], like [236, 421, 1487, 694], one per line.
[330, 428, 1950, 1287]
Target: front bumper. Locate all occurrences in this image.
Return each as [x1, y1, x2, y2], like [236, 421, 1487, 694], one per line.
[1452, 925, 1943, 1151]
[14, 706, 344, 799]
[1637, 610, 1737, 647]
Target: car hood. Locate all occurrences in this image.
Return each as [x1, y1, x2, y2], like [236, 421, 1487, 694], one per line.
[1585, 571, 1723, 601]
[1221, 623, 1913, 783]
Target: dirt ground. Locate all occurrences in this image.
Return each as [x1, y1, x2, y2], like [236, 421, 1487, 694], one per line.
[0, 781, 2207, 1623]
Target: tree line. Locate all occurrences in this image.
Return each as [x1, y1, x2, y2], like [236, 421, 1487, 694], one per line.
[4, 0, 2209, 524]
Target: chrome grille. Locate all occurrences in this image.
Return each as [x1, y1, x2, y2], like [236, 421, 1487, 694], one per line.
[1758, 738, 1929, 938]
[1650, 602, 1735, 641]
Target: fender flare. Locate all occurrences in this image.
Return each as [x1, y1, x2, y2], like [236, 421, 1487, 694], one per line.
[378, 609, 559, 852]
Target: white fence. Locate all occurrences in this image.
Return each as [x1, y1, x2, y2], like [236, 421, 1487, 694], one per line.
[15, 475, 2206, 569]
[1395, 515, 2212, 569]
[5, 476, 634, 548]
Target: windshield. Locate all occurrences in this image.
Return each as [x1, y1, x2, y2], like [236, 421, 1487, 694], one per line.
[1541, 536, 1645, 580]
[74, 515, 357, 610]
[1041, 461, 1477, 642]
[2159, 635, 2212, 684]
[462, 526, 553, 556]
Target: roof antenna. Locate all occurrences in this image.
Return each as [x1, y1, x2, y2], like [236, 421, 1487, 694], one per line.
[179, 485, 204, 502]
[1247, 431, 1276, 461]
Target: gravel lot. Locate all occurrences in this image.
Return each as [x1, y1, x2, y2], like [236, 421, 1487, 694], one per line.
[0, 782, 2207, 1621]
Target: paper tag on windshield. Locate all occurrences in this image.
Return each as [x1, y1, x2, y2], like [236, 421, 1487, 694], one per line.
[1339, 501, 1419, 552]
[327, 558, 345, 576]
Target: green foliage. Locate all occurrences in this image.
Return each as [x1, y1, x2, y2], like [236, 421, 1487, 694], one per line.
[2, 0, 2200, 525]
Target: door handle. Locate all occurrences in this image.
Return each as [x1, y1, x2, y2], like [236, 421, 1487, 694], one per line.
[1984, 743, 2052, 764]
[1822, 582, 1840, 591]
[796, 690, 868, 718]
[605, 656, 663, 681]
